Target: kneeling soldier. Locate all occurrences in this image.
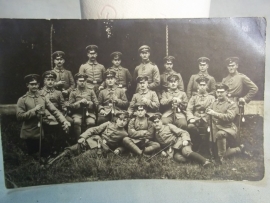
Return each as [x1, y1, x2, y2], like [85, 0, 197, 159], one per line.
[160, 74, 188, 129]
[16, 74, 70, 157]
[150, 113, 211, 167]
[47, 111, 129, 165]
[97, 70, 129, 124]
[128, 76, 160, 117]
[206, 83, 245, 164]
[68, 73, 99, 139]
[123, 104, 160, 156]
[186, 77, 215, 151]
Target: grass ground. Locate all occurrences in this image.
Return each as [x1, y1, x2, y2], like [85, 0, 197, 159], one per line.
[1, 115, 264, 188]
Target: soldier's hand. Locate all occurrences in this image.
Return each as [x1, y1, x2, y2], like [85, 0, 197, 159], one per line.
[100, 109, 106, 115]
[206, 108, 215, 116]
[239, 98, 246, 103]
[62, 90, 68, 95]
[183, 140, 189, 146]
[34, 104, 43, 112]
[189, 119, 196, 123]
[65, 101, 70, 107]
[114, 149, 120, 155]
[141, 97, 150, 105]
[99, 86, 104, 91]
[80, 98, 88, 104]
[57, 81, 66, 86]
[62, 121, 71, 132]
[78, 138, 85, 144]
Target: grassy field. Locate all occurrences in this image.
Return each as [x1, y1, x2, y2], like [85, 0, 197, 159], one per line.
[1, 115, 264, 188]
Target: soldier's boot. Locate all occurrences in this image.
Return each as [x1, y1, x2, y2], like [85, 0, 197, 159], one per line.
[187, 152, 207, 165]
[46, 149, 71, 167]
[123, 138, 142, 156]
[144, 143, 160, 155]
[173, 152, 187, 163]
[224, 146, 241, 158]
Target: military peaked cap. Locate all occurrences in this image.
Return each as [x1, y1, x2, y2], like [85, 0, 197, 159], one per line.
[149, 113, 162, 122]
[198, 57, 210, 64]
[24, 74, 40, 84]
[110, 51, 122, 59]
[42, 71, 57, 79]
[163, 56, 175, 63]
[74, 73, 88, 81]
[167, 74, 180, 82]
[52, 51, 65, 59]
[105, 70, 116, 78]
[85, 45, 98, 52]
[138, 45, 151, 53]
[115, 111, 129, 119]
[226, 57, 239, 65]
[195, 77, 209, 84]
[215, 83, 229, 91]
[136, 75, 149, 83]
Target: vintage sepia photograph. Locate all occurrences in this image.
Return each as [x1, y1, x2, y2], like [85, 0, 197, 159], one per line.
[0, 18, 265, 188]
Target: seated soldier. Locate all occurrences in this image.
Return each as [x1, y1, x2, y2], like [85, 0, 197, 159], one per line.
[186, 77, 215, 151]
[99, 52, 132, 93]
[149, 113, 211, 167]
[160, 74, 188, 130]
[47, 111, 129, 165]
[128, 76, 160, 118]
[159, 56, 184, 99]
[16, 74, 70, 157]
[123, 104, 160, 156]
[206, 83, 246, 164]
[40, 71, 74, 150]
[68, 73, 99, 139]
[97, 70, 129, 125]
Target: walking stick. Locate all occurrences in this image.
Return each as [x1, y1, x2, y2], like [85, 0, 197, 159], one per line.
[145, 141, 175, 162]
[81, 104, 87, 133]
[238, 101, 245, 144]
[209, 114, 215, 159]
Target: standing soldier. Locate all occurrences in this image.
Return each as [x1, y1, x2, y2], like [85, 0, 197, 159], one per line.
[159, 56, 184, 99]
[51, 51, 75, 99]
[149, 113, 211, 167]
[123, 104, 160, 156]
[222, 57, 258, 106]
[79, 45, 106, 94]
[187, 57, 216, 99]
[97, 70, 129, 125]
[186, 77, 215, 151]
[206, 83, 245, 164]
[160, 74, 188, 130]
[99, 52, 132, 93]
[16, 74, 70, 156]
[47, 111, 130, 165]
[128, 76, 160, 118]
[134, 45, 160, 92]
[68, 73, 99, 139]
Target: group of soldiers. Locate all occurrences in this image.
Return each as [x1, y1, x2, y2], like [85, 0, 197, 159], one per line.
[16, 44, 258, 167]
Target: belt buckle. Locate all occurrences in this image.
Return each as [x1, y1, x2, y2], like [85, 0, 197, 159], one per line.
[93, 80, 97, 84]
[118, 84, 123, 87]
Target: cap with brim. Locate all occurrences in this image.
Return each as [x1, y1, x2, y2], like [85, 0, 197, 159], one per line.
[225, 57, 239, 65]
[215, 83, 229, 91]
[86, 45, 98, 52]
[42, 71, 57, 79]
[136, 76, 148, 83]
[198, 57, 210, 65]
[52, 51, 65, 59]
[74, 73, 88, 81]
[105, 70, 116, 78]
[24, 74, 40, 84]
[116, 111, 129, 119]
[164, 56, 175, 63]
[149, 113, 162, 122]
[138, 45, 150, 53]
[110, 51, 122, 59]
[167, 74, 180, 82]
[195, 77, 209, 85]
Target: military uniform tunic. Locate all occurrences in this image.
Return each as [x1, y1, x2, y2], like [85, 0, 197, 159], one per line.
[16, 91, 66, 139]
[187, 72, 216, 99]
[98, 86, 129, 116]
[69, 87, 99, 119]
[186, 93, 215, 122]
[52, 67, 75, 93]
[79, 61, 106, 89]
[222, 71, 258, 103]
[128, 117, 154, 142]
[39, 87, 65, 110]
[209, 99, 238, 142]
[134, 60, 160, 91]
[128, 89, 159, 117]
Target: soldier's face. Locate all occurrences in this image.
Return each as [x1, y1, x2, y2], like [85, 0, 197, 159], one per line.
[87, 51, 97, 61]
[27, 82, 39, 93]
[137, 109, 146, 118]
[153, 119, 162, 130]
[198, 83, 207, 93]
[227, 62, 238, 74]
[112, 58, 121, 67]
[77, 79, 86, 88]
[164, 62, 173, 71]
[116, 117, 128, 128]
[199, 63, 208, 72]
[106, 77, 116, 86]
[139, 81, 148, 90]
[54, 57, 65, 67]
[44, 78, 55, 88]
[140, 51, 150, 60]
[168, 80, 178, 90]
[216, 90, 227, 100]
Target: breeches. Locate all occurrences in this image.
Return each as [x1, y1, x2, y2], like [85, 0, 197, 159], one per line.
[162, 115, 187, 130]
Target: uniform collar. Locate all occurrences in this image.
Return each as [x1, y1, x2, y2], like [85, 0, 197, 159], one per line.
[198, 71, 209, 77]
[54, 67, 65, 72]
[164, 69, 176, 75]
[112, 66, 122, 70]
[107, 85, 117, 91]
[217, 98, 228, 104]
[77, 86, 87, 92]
[198, 92, 208, 97]
[169, 88, 180, 93]
[88, 60, 98, 65]
[42, 87, 55, 93]
[229, 70, 239, 77]
[26, 91, 40, 98]
[139, 89, 149, 95]
[141, 60, 150, 65]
